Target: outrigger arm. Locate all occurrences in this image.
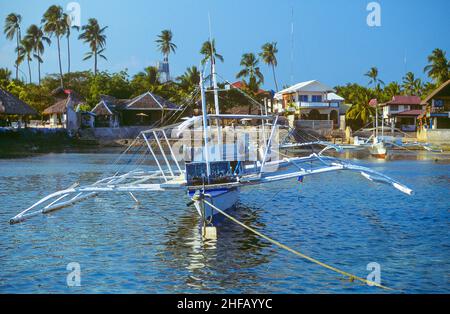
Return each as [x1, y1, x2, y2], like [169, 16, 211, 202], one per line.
[9, 153, 413, 225]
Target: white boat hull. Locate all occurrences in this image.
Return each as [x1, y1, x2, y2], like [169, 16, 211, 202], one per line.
[190, 188, 239, 219]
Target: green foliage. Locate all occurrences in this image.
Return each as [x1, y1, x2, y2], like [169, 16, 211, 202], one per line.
[424, 48, 450, 85]
[0, 68, 12, 81]
[155, 29, 176, 58]
[335, 83, 376, 130]
[259, 42, 279, 91]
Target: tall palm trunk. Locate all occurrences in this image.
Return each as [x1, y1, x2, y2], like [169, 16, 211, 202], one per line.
[94, 49, 97, 76]
[56, 35, 64, 88]
[15, 29, 20, 80]
[27, 55, 31, 84]
[272, 64, 279, 92]
[67, 35, 71, 73]
[37, 50, 41, 85]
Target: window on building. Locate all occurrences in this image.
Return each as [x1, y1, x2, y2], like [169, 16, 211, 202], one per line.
[390, 105, 399, 111]
[311, 95, 322, 102]
[299, 95, 308, 102]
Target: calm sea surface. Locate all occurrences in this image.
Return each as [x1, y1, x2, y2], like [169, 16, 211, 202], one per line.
[0, 151, 449, 293]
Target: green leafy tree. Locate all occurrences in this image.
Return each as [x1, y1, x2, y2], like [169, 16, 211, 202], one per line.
[0, 68, 12, 81]
[365, 67, 384, 92]
[24, 24, 51, 85]
[16, 38, 33, 84]
[424, 48, 450, 85]
[64, 13, 79, 74]
[236, 53, 264, 85]
[42, 5, 66, 87]
[155, 29, 176, 80]
[200, 39, 224, 87]
[176, 66, 200, 114]
[259, 42, 279, 91]
[177, 66, 200, 94]
[345, 88, 376, 130]
[383, 81, 402, 99]
[79, 18, 107, 76]
[402, 72, 422, 96]
[236, 53, 264, 114]
[336, 83, 376, 130]
[3, 13, 22, 80]
[131, 66, 162, 96]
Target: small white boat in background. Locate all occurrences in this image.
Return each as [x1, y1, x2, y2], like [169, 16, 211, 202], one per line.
[369, 140, 387, 159]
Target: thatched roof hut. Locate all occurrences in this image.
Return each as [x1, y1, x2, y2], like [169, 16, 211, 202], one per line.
[0, 88, 38, 116]
[43, 89, 85, 115]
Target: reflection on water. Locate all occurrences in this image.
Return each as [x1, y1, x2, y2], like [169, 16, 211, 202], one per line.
[160, 203, 271, 292]
[0, 152, 449, 293]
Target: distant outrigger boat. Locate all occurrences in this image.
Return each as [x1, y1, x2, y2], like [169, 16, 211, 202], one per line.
[9, 63, 414, 226]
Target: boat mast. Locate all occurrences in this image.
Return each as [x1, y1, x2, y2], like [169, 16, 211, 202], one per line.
[375, 103, 379, 141]
[209, 13, 223, 160]
[200, 71, 211, 178]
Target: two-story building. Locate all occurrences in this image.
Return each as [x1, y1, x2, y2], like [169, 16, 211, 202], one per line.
[380, 95, 425, 132]
[274, 80, 344, 129]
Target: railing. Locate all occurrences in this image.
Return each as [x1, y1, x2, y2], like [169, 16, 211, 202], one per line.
[296, 101, 339, 108]
[296, 120, 334, 130]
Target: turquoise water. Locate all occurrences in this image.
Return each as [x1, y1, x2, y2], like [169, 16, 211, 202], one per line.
[0, 152, 449, 293]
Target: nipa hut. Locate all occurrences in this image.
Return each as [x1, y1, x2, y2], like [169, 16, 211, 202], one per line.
[0, 88, 37, 126]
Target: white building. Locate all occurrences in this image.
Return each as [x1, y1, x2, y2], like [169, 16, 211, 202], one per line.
[274, 80, 344, 129]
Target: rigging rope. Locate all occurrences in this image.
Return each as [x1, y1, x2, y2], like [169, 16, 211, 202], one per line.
[199, 198, 394, 291]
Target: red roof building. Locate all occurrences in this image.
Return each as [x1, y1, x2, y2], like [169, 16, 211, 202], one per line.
[381, 95, 425, 132]
[230, 81, 269, 95]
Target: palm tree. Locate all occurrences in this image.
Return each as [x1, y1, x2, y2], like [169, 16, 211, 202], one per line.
[402, 72, 422, 96]
[177, 66, 200, 114]
[16, 38, 33, 84]
[424, 48, 450, 85]
[236, 53, 264, 85]
[42, 5, 67, 87]
[365, 67, 384, 91]
[200, 39, 224, 86]
[64, 13, 79, 74]
[177, 66, 200, 93]
[383, 81, 402, 99]
[3, 13, 22, 80]
[138, 66, 161, 86]
[24, 24, 51, 85]
[155, 29, 176, 80]
[0, 68, 12, 81]
[259, 42, 279, 91]
[346, 87, 376, 127]
[78, 18, 108, 76]
[236, 53, 264, 114]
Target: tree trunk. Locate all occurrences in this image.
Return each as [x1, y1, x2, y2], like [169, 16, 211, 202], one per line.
[56, 35, 64, 88]
[94, 50, 97, 76]
[272, 64, 279, 92]
[38, 51, 41, 85]
[15, 31, 19, 80]
[67, 34, 71, 73]
[27, 57, 31, 84]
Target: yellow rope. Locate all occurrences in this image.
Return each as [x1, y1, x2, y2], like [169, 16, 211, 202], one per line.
[202, 198, 393, 291]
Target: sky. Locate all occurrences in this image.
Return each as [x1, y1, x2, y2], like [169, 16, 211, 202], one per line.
[0, 0, 449, 90]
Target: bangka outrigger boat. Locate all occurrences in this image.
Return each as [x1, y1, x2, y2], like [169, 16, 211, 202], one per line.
[9, 65, 414, 226]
